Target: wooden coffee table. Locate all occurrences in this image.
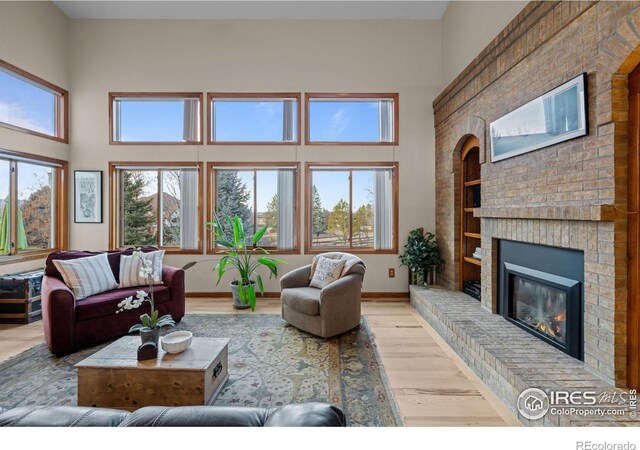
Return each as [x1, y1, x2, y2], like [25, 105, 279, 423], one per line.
[75, 336, 229, 411]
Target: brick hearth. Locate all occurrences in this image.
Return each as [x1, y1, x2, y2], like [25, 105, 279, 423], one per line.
[410, 286, 634, 426]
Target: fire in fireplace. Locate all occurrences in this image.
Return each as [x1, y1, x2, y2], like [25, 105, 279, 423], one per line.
[512, 276, 567, 346]
[498, 240, 584, 360]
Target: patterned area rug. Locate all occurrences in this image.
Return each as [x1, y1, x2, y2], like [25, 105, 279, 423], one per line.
[0, 314, 402, 426]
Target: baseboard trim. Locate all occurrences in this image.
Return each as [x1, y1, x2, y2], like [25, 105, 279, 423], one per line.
[362, 292, 409, 300]
[186, 291, 409, 300]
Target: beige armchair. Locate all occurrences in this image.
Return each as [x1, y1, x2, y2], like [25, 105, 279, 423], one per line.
[280, 252, 366, 338]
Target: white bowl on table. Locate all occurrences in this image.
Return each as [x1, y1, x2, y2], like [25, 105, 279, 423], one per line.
[161, 331, 193, 354]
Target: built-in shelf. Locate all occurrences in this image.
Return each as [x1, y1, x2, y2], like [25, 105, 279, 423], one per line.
[459, 136, 482, 297]
[463, 256, 482, 266]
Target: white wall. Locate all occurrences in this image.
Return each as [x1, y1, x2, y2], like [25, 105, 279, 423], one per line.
[0, 1, 69, 275]
[441, 0, 526, 87]
[67, 19, 442, 293]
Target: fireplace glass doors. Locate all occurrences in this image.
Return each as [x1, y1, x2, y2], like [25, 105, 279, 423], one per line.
[512, 276, 567, 347]
[498, 240, 584, 360]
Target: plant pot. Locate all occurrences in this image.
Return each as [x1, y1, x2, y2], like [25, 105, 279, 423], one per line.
[140, 328, 160, 347]
[230, 280, 254, 309]
[410, 269, 425, 286]
[426, 265, 439, 286]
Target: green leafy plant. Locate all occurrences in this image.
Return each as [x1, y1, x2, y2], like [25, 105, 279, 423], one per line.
[399, 228, 443, 284]
[207, 213, 284, 311]
[115, 249, 175, 332]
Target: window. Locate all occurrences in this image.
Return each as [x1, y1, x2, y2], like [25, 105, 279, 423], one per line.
[0, 60, 68, 142]
[306, 162, 398, 253]
[110, 162, 203, 253]
[208, 93, 300, 144]
[306, 93, 398, 145]
[109, 93, 202, 144]
[0, 149, 68, 263]
[208, 163, 299, 252]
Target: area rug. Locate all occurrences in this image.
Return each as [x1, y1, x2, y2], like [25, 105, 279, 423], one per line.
[0, 314, 402, 426]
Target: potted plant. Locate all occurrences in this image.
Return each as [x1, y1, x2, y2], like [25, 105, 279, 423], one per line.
[399, 228, 444, 286]
[208, 213, 283, 311]
[115, 249, 175, 345]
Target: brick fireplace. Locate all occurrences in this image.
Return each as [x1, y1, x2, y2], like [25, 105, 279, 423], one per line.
[422, 0, 640, 401]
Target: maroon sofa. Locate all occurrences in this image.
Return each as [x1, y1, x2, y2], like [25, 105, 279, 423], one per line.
[42, 248, 185, 356]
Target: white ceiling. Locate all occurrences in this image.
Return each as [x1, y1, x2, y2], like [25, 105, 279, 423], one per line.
[53, 0, 450, 20]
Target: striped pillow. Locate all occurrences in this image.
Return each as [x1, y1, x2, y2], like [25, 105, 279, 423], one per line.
[52, 253, 119, 300]
[119, 250, 165, 288]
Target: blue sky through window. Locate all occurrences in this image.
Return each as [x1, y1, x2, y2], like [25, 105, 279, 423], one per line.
[309, 101, 380, 142]
[118, 100, 188, 142]
[17, 162, 52, 201]
[213, 100, 297, 142]
[0, 69, 55, 136]
[312, 170, 374, 212]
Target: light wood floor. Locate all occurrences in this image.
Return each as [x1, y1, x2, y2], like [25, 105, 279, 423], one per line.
[0, 298, 519, 426]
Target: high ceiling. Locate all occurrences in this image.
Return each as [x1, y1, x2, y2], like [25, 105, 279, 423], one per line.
[53, 1, 450, 20]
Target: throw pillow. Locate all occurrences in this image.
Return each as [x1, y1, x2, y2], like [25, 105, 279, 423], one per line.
[119, 250, 165, 288]
[309, 256, 346, 289]
[52, 253, 119, 300]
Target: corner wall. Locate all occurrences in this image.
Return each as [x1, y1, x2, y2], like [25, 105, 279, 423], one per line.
[0, 1, 70, 274]
[441, 0, 527, 88]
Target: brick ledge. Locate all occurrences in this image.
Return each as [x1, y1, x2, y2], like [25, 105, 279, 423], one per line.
[410, 286, 635, 426]
[473, 204, 619, 221]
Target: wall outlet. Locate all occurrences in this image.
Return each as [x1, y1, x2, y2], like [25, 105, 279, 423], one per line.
[388, 268, 395, 278]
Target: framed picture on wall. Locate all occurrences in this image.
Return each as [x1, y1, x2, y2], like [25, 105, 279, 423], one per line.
[74, 170, 102, 223]
[490, 73, 588, 162]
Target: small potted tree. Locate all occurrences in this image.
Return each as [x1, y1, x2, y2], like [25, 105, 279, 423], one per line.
[399, 228, 443, 286]
[208, 214, 283, 310]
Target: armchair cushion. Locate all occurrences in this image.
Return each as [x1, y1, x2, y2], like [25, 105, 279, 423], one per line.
[310, 252, 365, 279]
[309, 256, 346, 289]
[281, 287, 320, 316]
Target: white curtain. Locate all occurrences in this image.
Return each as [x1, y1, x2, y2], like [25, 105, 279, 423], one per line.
[277, 169, 295, 249]
[113, 99, 121, 141]
[179, 169, 199, 249]
[373, 169, 393, 249]
[282, 100, 295, 142]
[183, 98, 199, 142]
[378, 100, 393, 143]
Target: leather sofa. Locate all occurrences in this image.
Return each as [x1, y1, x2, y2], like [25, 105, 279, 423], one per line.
[0, 403, 346, 427]
[42, 247, 185, 356]
[280, 252, 365, 338]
